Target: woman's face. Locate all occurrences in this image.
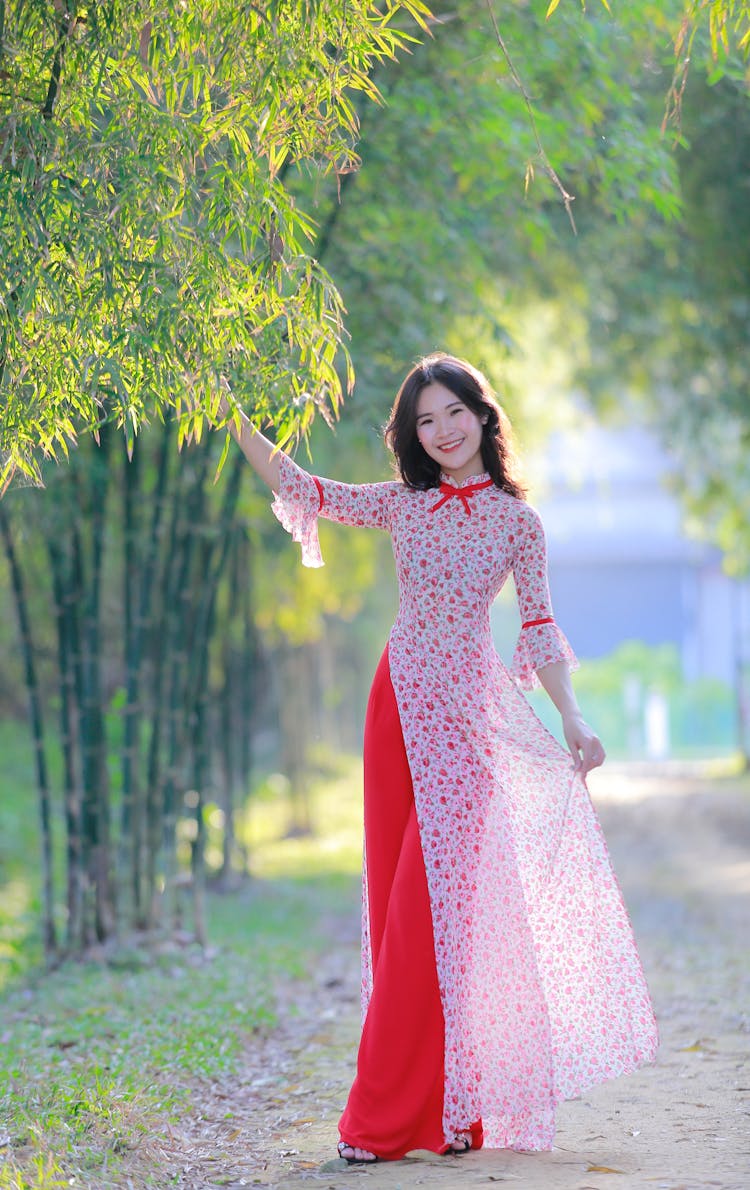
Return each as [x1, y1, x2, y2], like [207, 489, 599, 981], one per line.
[415, 382, 486, 483]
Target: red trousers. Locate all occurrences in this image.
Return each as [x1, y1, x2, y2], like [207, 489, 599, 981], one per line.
[338, 648, 483, 1159]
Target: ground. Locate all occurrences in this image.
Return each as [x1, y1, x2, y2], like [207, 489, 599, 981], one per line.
[160, 763, 750, 1190]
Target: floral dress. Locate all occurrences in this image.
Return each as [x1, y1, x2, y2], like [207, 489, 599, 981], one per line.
[272, 453, 658, 1155]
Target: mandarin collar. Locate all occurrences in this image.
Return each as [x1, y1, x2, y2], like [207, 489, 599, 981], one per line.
[438, 471, 492, 489]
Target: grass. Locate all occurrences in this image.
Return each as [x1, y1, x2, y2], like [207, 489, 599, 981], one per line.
[1, 909, 291, 1187]
[0, 733, 366, 1188]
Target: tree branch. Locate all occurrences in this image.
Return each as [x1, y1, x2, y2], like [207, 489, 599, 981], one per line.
[43, 2, 77, 118]
[484, 0, 577, 234]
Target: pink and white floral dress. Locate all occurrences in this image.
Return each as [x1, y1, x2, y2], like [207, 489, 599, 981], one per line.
[272, 453, 658, 1153]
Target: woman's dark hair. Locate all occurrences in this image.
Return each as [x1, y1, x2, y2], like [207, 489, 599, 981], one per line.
[384, 353, 526, 498]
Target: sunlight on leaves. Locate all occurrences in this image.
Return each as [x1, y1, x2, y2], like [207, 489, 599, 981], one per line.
[0, 2, 431, 486]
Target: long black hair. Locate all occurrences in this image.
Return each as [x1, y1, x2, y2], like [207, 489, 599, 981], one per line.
[384, 353, 526, 498]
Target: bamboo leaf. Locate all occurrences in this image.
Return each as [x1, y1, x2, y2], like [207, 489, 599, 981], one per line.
[213, 430, 232, 484]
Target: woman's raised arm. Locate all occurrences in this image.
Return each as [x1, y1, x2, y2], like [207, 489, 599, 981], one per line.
[214, 393, 281, 490]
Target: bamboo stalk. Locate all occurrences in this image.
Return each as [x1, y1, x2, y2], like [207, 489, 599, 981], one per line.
[239, 530, 257, 873]
[153, 442, 212, 926]
[217, 524, 256, 883]
[67, 507, 94, 948]
[182, 454, 244, 725]
[172, 448, 244, 925]
[0, 502, 57, 956]
[120, 436, 141, 921]
[218, 538, 239, 885]
[132, 425, 171, 923]
[144, 427, 188, 926]
[190, 661, 209, 948]
[75, 432, 115, 942]
[47, 532, 83, 949]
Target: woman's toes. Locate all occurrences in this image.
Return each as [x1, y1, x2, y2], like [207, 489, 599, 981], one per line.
[450, 1131, 472, 1152]
[338, 1142, 377, 1163]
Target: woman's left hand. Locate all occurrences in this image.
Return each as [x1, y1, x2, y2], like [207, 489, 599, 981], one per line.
[562, 712, 606, 776]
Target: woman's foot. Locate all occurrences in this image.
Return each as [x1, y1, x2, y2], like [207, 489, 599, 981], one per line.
[448, 1131, 473, 1154]
[337, 1141, 378, 1164]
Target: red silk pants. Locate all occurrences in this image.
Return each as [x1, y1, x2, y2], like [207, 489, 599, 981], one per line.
[337, 647, 483, 1159]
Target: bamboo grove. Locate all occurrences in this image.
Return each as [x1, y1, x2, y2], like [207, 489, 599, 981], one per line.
[1, 420, 382, 957]
[0, 427, 262, 953]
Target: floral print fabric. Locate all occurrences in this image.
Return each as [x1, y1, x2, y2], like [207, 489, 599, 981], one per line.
[272, 453, 658, 1151]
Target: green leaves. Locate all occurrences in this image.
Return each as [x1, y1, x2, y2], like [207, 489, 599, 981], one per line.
[546, 0, 611, 20]
[0, 1, 430, 489]
[703, 0, 750, 59]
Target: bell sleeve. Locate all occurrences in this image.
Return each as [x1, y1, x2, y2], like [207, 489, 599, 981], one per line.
[271, 452, 397, 568]
[510, 503, 579, 690]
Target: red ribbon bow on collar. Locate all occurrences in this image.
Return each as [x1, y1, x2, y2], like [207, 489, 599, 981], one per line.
[430, 477, 494, 515]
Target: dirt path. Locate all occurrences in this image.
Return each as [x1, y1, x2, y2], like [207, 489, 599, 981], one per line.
[166, 765, 750, 1190]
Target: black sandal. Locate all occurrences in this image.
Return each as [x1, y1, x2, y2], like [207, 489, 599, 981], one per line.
[337, 1141, 379, 1165]
[445, 1132, 472, 1155]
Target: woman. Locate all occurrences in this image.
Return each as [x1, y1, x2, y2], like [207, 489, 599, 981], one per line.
[215, 353, 658, 1164]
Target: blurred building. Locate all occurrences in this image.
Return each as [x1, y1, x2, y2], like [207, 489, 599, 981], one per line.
[526, 421, 750, 688]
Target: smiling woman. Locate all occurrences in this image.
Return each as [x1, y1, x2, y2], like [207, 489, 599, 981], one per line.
[214, 351, 656, 1164]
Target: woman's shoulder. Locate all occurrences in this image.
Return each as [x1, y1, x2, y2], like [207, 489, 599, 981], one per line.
[492, 490, 546, 535]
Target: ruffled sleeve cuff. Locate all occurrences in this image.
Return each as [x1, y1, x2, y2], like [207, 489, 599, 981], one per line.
[270, 453, 324, 568]
[511, 620, 579, 691]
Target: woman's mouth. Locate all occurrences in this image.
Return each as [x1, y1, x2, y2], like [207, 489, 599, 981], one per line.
[439, 439, 464, 453]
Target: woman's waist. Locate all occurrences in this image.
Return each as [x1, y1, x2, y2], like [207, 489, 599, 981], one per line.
[390, 614, 494, 650]
[394, 592, 492, 623]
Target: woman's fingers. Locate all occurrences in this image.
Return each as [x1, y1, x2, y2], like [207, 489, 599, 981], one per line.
[580, 736, 606, 775]
[564, 719, 606, 775]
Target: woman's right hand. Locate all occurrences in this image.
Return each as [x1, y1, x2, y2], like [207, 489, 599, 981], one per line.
[211, 392, 282, 490]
